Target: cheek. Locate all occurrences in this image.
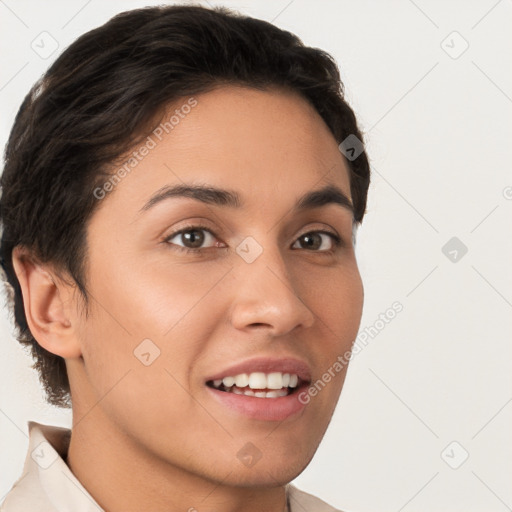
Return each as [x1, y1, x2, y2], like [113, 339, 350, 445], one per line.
[73, 271, 220, 435]
[77, 256, 233, 386]
[331, 272, 363, 342]
[88, 248, 231, 336]
[302, 262, 364, 343]
[300, 264, 363, 404]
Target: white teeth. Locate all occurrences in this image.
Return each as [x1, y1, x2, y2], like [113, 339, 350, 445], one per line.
[248, 372, 267, 389]
[222, 376, 235, 387]
[267, 372, 284, 389]
[210, 371, 302, 394]
[238, 388, 289, 398]
[234, 373, 249, 387]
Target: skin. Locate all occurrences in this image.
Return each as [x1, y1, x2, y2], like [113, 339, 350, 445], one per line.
[13, 85, 364, 512]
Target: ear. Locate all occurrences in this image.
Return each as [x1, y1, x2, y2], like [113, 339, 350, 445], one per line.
[11, 246, 82, 359]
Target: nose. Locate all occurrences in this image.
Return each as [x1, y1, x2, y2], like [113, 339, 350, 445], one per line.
[228, 241, 315, 336]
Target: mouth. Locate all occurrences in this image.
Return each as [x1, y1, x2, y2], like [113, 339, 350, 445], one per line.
[204, 360, 312, 421]
[206, 371, 307, 398]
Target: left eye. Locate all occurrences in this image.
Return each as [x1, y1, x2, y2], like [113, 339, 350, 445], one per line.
[291, 231, 340, 251]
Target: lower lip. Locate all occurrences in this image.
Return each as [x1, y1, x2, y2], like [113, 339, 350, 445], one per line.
[206, 384, 309, 421]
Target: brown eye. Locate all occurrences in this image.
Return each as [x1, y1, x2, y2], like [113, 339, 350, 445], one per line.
[179, 229, 205, 248]
[292, 231, 341, 252]
[164, 225, 220, 251]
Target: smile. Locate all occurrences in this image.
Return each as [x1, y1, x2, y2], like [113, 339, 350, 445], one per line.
[207, 371, 301, 398]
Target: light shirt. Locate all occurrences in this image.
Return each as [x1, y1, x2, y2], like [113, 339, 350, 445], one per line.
[1, 421, 346, 512]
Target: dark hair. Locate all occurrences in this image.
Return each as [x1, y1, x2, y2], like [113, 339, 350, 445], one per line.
[0, 4, 371, 407]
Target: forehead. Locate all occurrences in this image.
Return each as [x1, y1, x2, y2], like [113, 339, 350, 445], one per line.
[94, 85, 351, 218]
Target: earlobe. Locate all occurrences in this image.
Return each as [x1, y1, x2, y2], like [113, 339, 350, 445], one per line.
[11, 246, 82, 359]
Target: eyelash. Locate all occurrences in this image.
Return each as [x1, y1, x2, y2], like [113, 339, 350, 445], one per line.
[162, 224, 344, 255]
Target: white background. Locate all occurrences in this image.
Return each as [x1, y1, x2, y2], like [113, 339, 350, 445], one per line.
[1, 1, 511, 511]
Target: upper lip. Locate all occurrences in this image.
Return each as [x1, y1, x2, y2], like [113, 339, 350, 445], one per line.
[205, 356, 312, 383]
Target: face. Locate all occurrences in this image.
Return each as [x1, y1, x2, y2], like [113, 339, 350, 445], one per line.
[69, 85, 364, 486]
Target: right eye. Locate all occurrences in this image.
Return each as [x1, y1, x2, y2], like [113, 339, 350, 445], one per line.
[162, 225, 226, 253]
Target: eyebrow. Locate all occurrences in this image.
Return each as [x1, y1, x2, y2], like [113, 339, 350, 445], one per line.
[139, 183, 354, 216]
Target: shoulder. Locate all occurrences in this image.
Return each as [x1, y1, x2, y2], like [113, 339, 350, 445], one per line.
[1, 421, 74, 512]
[0, 463, 56, 512]
[287, 483, 352, 512]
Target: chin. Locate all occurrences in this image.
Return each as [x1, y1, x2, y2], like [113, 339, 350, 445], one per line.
[219, 450, 315, 488]
[221, 466, 305, 488]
